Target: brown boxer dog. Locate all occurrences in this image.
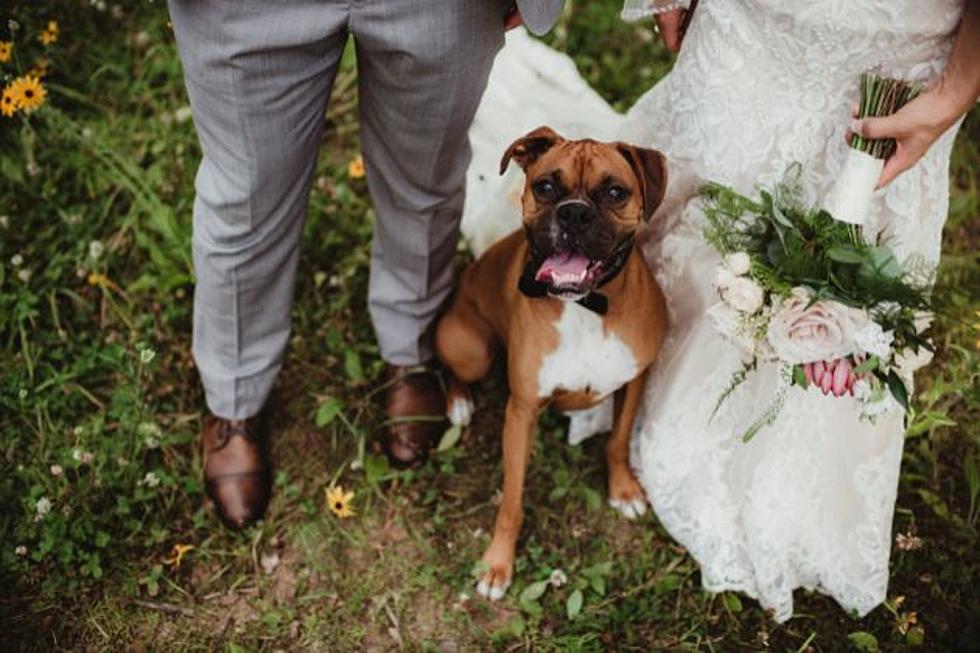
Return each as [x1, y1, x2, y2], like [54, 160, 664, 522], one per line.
[435, 126, 668, 600]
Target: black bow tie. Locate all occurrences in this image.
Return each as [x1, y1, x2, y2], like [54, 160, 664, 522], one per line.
[518, 272, 609, 315]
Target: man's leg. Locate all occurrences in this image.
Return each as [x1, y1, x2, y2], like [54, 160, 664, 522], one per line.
[352, 0, 507, 466]
[169, 0, 348, 527]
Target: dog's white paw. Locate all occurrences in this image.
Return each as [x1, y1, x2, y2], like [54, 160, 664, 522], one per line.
[447, 396, 474, 427]
[476, 577, 510, 601]
[609, 496, 648, 520]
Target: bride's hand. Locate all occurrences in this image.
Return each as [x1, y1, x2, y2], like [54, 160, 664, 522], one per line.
[849, 89, 965, 189]
[655, 8, 685, 53]
[849, 0, 979, 189]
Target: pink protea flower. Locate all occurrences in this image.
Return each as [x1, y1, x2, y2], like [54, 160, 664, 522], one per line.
[803, 357, 859, 397]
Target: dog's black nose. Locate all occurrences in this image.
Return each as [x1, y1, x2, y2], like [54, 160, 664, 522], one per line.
[556, 201, 594, 228]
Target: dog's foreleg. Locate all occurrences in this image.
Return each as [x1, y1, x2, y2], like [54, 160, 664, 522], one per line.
[476, 396, 539, 601]
[606, 369, 650, 520]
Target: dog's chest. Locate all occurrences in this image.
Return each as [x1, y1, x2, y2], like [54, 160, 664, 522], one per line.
[537, 302, 638, 400]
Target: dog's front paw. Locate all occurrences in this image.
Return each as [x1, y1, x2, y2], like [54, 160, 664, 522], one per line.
[475, 547, 514, 601]
[608, 471, 649, 520]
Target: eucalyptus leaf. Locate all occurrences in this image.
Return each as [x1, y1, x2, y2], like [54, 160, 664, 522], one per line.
[566, 589, 584, 620]
[315, 397, 344, 427]
[852, 356, 879, 375]
[828, 247, 866, 264]
[437, 424, 462, 452]
[519, 580, 550, 604]
[847, 631, 879, 652]
[885, 370, 909, 411]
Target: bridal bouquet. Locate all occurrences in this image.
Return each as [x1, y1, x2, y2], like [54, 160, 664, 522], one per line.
[701, 171, 933, 441]
[822, 73, 922, 225]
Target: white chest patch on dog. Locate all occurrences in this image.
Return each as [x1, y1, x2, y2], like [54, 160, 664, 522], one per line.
[537, 302, 638, 399]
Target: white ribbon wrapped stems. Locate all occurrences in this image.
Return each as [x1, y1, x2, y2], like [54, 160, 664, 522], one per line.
[822, 149, 884, 226]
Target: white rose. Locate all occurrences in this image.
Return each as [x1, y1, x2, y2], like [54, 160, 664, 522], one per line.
[722, 276, 765, 314]
[853, 321, 894, 361]
[706, 302, 756, 353]
[765, 287, 867, 364]
[714, 266, 736, 292]
[724, 252, 752, 276]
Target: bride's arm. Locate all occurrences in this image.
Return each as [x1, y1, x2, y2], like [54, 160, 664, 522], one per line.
[622, 1, 692, 53]
[851, 0, 980, 188]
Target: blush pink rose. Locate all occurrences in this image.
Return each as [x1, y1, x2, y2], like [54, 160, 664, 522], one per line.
[766, 287, 867, 364]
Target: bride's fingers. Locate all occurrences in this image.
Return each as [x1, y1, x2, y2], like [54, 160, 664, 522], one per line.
[851, 113, 906, 141]
[877, 148, 915, 188]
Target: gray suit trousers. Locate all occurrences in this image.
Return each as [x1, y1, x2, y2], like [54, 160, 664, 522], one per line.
[169, 0, 513, 419]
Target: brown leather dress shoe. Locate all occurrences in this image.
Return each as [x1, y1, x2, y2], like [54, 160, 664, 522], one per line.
[381, 365, 447, 469]
[201, 415, 272, 530]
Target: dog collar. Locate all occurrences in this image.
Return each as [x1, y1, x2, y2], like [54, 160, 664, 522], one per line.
[518, 235, 634, 317]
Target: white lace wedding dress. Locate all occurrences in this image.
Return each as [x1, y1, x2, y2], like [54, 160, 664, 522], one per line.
[463, 0, 967, 622]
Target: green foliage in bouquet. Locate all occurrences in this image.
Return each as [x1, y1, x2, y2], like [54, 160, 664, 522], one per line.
[850, 73, 922, 160]
[702, 172, 930, 315]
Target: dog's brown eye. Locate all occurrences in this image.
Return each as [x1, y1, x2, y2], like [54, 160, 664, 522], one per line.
[607, 185, 628, 202]
[533, 179, 557, 199]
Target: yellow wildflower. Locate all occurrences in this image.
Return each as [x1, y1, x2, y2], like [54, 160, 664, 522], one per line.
[325, 484, 356, 518]
[9, 76, 46, 112]
[28, 58, 49, 79]
[39, 21, 59, 46]
[347, 156, 365, 179]
[0, 41, 12, 64]
[897, 611, 918, 635]
[87, 272, 119, 292]
[1, 85, 16, 118]
[163, 543, 195, 567]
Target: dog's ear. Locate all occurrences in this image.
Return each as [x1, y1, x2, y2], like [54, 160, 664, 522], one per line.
[500, 126, 564, 175]
[616, 144, 668, 221]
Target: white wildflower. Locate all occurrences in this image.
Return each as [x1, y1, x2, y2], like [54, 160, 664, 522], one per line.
[723, 251, 752, 276]
[0, 215, 9, 229]
[549, 568, 568, 588]
[854, 321, 894, 362]
[73, 449, 83, 462]
[896, 532, 924, 551]
[851, 378, 873, 402]
[140, 472, 160, 488]
[174, 106, 193, 123]
[73, 425, 84, 436]
[145, 436, 160, 449]
[10, 254, 23, 267]
[88, 240, 105, 260]
[17, 269, 31, 283]
[861, 390, 901, 421]
[139, 346, 156, 364]
[50, 464, 63, 477]
[81, 452, 94, 465]
[34, 497, 52, 522]
[14, 545, 27, 556]
[18, 388, 28, 400]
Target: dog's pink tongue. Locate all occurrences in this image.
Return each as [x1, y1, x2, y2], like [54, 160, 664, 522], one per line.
[536, 253, 590, 284]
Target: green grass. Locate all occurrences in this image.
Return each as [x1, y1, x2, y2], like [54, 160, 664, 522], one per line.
[1, 2, 978, 651]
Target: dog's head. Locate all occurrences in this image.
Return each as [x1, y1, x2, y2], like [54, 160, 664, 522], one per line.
[500, 126, 667, 299]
